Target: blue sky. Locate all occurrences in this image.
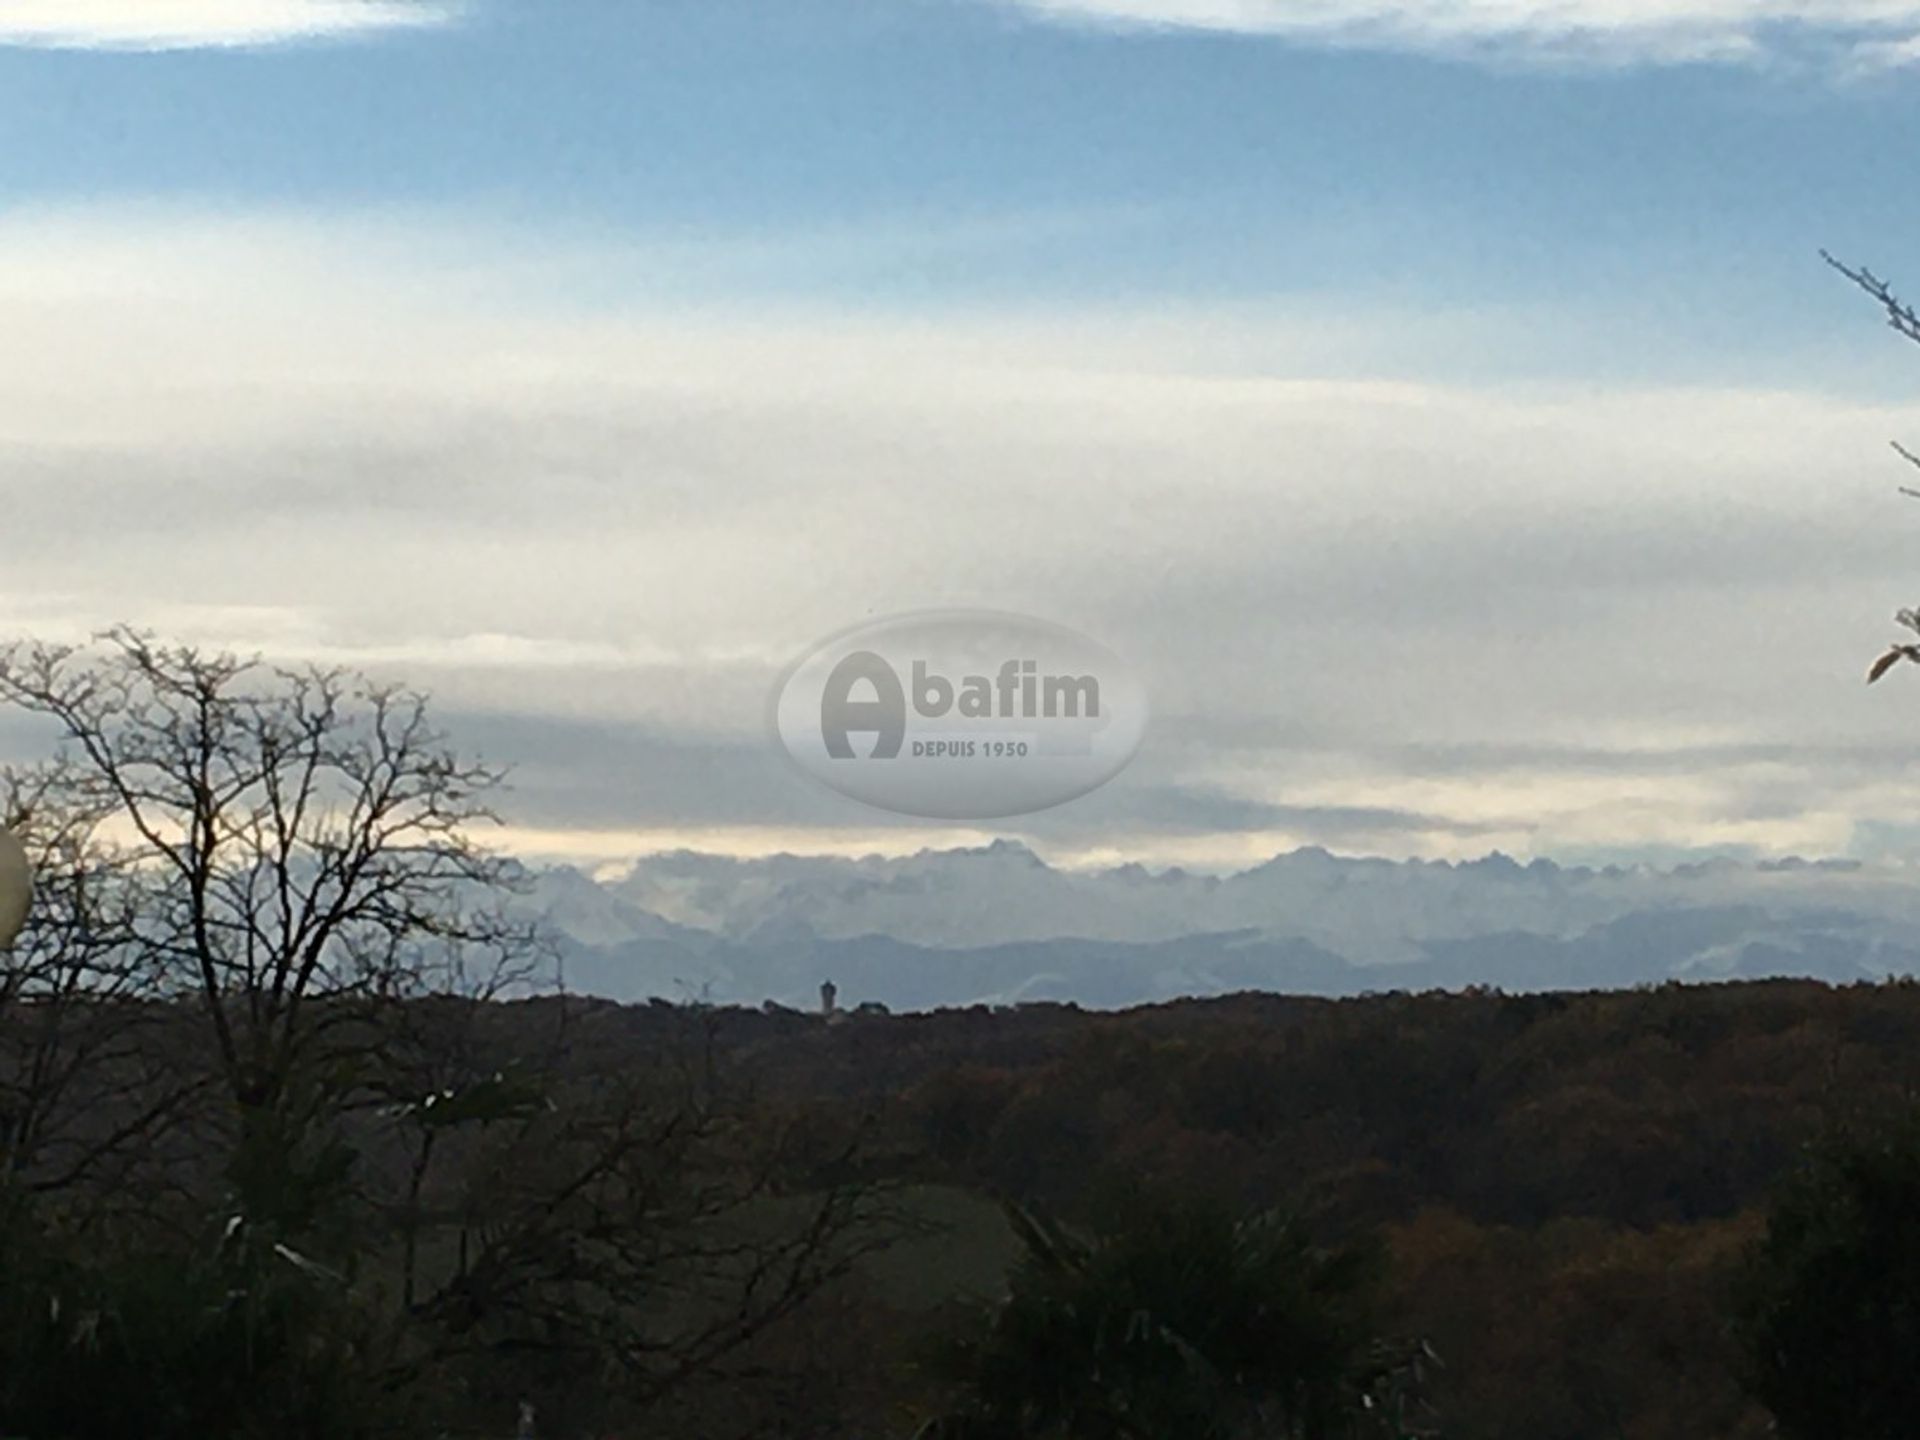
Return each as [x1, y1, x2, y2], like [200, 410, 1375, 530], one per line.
[11, 0, 1920, 869]
[8, 0, 1920, 374]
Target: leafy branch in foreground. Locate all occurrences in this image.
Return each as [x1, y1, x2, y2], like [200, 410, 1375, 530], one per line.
[1821, 254, 1920, 687]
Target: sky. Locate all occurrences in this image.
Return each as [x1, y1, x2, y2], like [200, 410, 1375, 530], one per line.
[11, 0, 1920, 870]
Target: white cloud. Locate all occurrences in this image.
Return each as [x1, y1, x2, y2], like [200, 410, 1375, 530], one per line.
[0, 0, 457, 51]
[998, 0, 1920, 68]
[0, 205, 1916, 865]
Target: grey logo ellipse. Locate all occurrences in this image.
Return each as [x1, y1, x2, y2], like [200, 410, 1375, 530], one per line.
[774, 610, 1148, 819]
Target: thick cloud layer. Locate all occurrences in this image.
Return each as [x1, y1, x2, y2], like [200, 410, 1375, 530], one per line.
[3, 209, 1917, 867]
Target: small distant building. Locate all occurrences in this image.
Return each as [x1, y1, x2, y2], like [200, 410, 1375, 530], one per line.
[820, 979, 838, 1019]
[853, 1000, 890, 1018]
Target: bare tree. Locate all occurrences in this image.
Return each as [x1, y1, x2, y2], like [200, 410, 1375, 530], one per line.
[0, 627, 906, 1437]
[0, 626, 539, 1135]
[376, 1011, 906, 1430]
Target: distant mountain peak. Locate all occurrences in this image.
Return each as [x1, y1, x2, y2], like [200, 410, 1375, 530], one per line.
[547, 844, 1920, 1010]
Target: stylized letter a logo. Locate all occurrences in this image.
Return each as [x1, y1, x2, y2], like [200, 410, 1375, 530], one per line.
[821, 651, 905, 759]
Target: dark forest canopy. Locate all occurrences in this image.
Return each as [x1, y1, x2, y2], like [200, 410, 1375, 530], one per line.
[7, 971, 1918, 1438]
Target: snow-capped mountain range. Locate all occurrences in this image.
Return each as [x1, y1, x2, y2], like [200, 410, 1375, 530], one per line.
[506, 842, 1920, 1011]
